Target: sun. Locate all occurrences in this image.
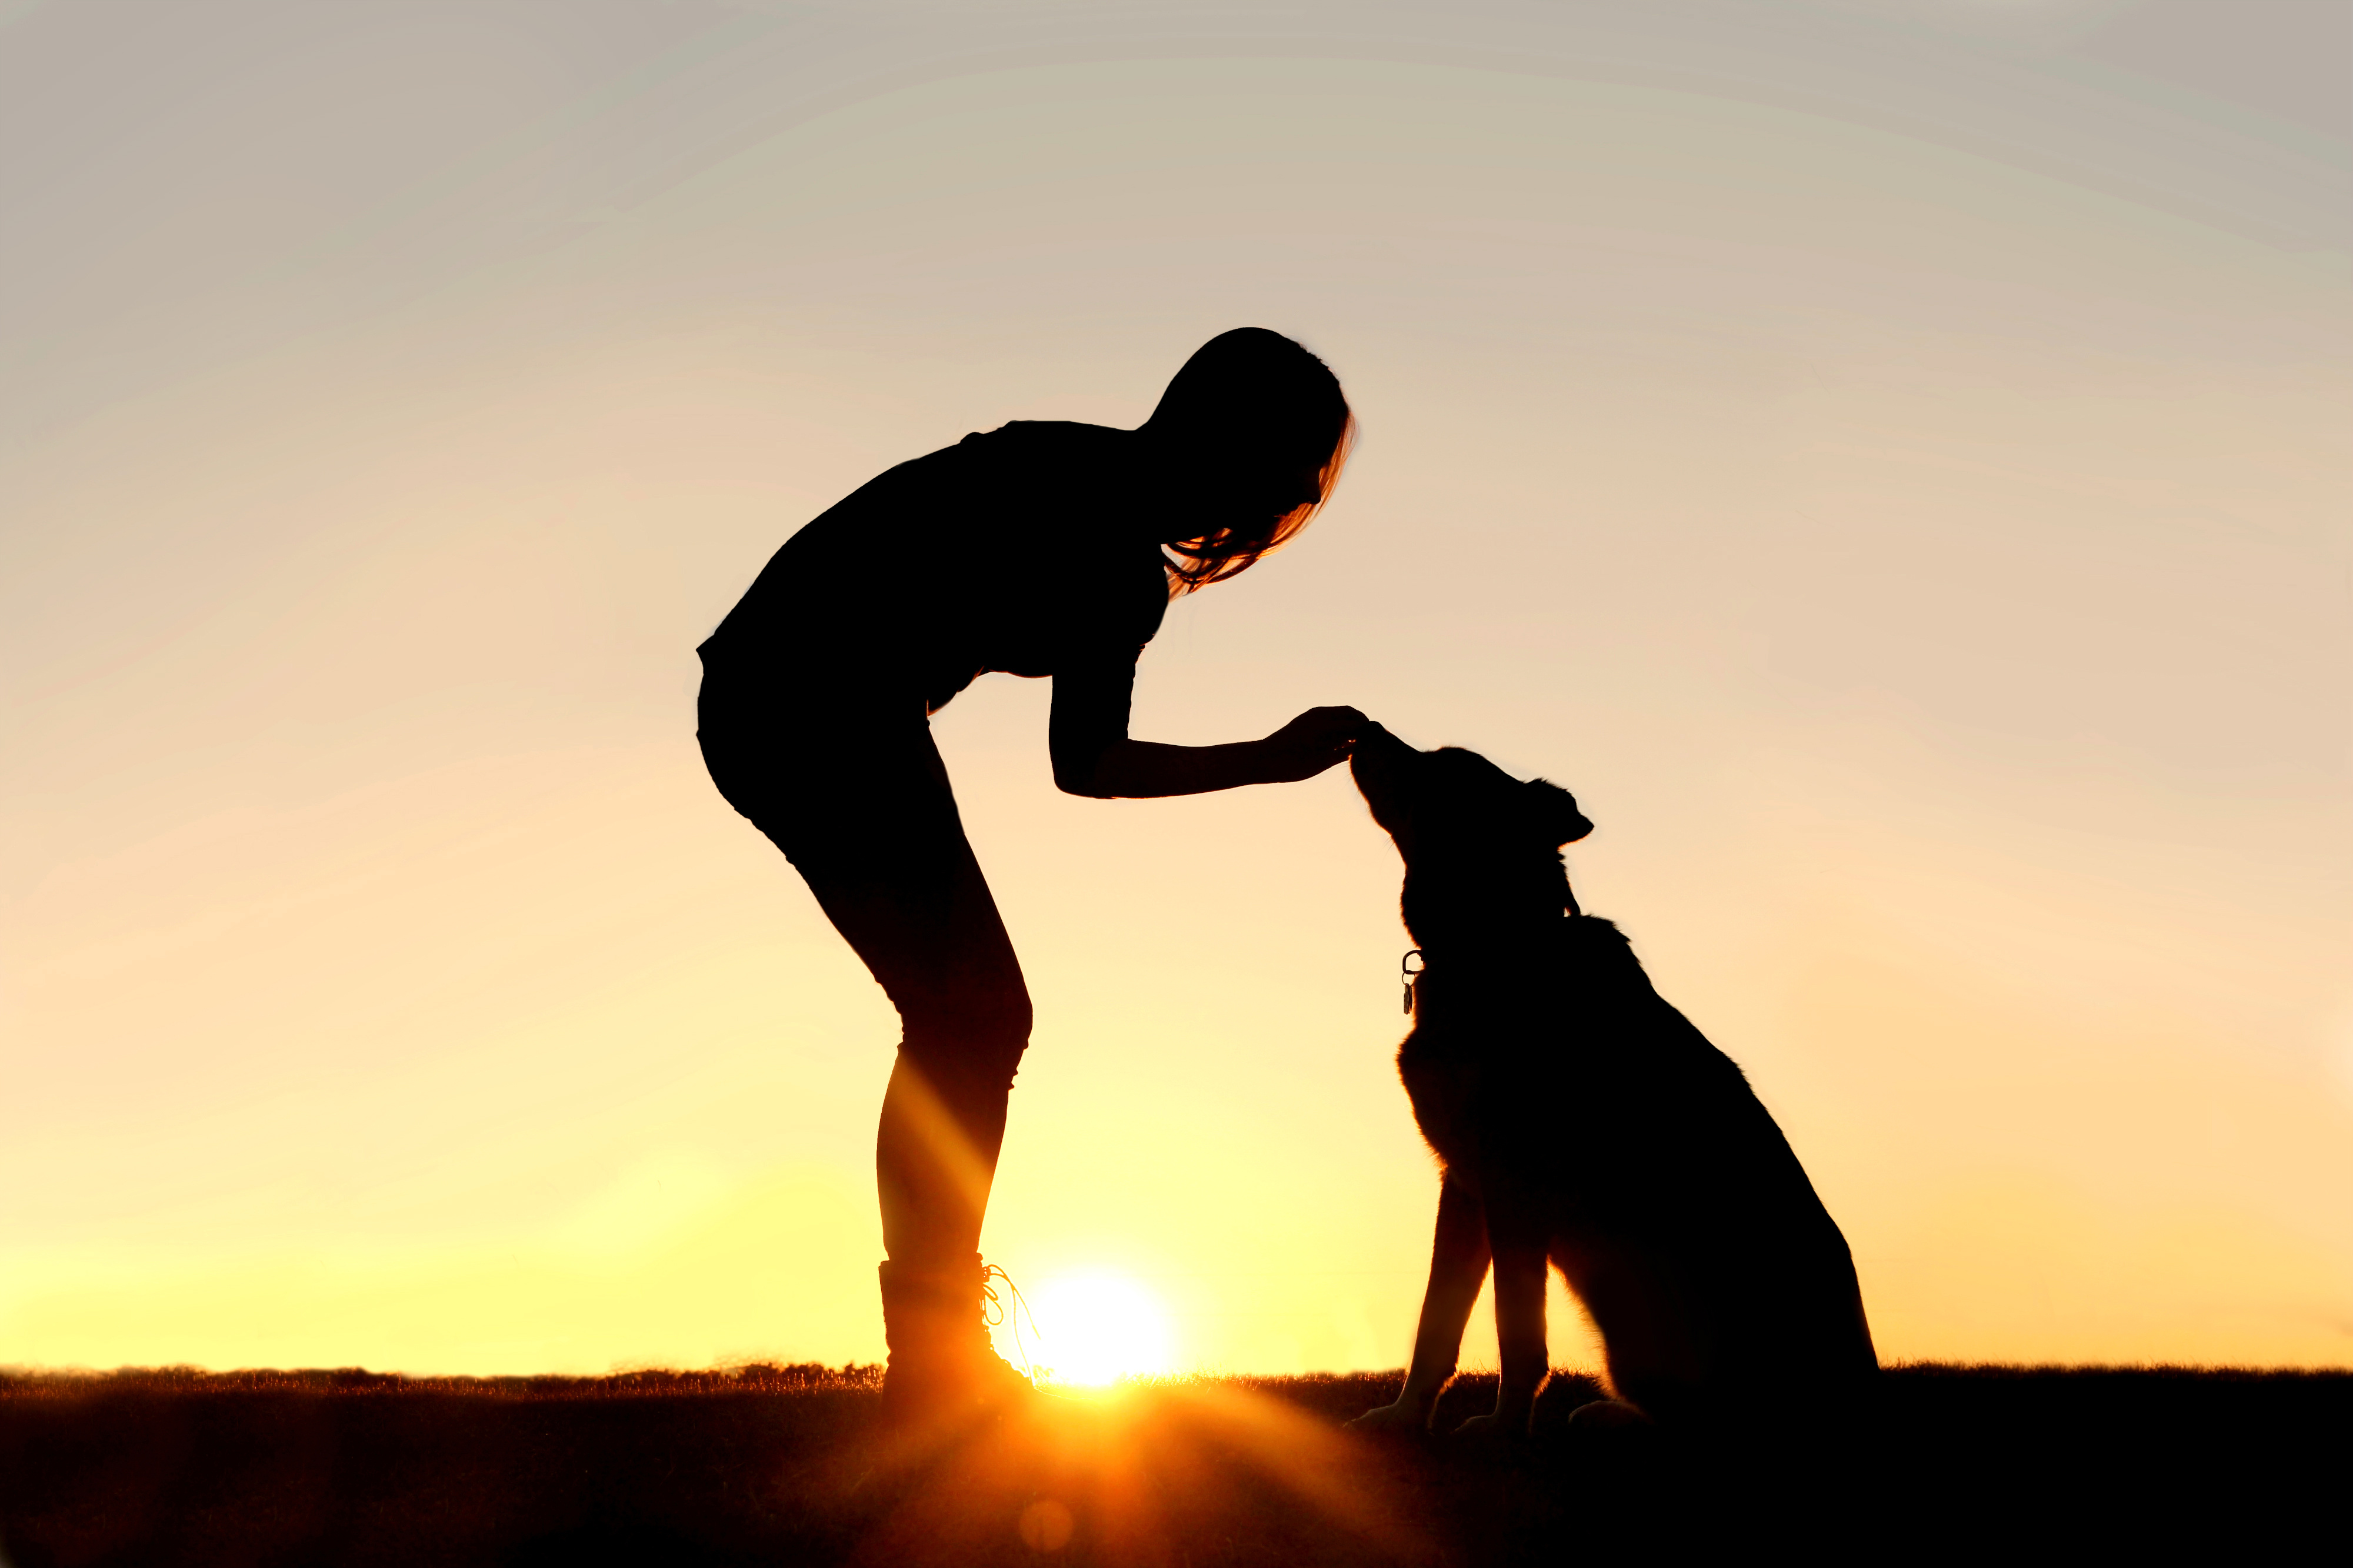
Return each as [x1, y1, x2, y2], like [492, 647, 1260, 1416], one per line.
[1019, 1271, 1175, 1386]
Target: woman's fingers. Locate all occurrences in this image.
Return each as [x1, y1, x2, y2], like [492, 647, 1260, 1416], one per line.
[1264, 706, 1373, 780]
[1312, 706, 1372, 755]
[1294, 706, 1364, 736]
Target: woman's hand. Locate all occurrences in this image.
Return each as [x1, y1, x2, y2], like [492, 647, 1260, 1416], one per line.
[1257, 705, 1369, 783]
[1050, 679, 1369, 798]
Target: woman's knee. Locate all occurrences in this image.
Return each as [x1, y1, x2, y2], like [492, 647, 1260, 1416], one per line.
[899, 993, 1031, 1093]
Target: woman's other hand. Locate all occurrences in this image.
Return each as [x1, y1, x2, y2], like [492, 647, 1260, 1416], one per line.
[1258, 705, 1369, 783]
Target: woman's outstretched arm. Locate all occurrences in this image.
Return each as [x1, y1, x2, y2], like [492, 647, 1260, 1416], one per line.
[1049, 657, 1367, 799]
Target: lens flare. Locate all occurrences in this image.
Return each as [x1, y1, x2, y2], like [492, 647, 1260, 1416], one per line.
[1024, 1272, 1174, 1386]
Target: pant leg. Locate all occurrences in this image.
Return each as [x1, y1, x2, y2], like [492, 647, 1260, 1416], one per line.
[698, 699, 1030, 1267]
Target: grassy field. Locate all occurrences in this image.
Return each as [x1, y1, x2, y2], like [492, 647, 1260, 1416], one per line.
[2, 1363, 2344, 1564]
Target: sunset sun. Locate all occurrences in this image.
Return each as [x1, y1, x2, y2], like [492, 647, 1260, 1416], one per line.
[1022, 1273, 1175, 1387]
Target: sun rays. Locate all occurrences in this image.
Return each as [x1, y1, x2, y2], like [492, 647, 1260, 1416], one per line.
[846, 1374, 1439, 1566]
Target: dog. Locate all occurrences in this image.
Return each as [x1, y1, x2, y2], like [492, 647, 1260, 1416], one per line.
[1345, 726, 1877, 1440]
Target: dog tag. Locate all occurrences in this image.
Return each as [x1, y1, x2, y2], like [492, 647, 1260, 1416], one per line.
[1400, 949, 1425, 1015]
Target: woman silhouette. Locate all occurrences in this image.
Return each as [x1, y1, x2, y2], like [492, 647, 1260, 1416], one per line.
[697, 329, 1363, 1420]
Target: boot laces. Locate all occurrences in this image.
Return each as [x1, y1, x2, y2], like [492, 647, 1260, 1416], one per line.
[981, 1261, 1041, 1383]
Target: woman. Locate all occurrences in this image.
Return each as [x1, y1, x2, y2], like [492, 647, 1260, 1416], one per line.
[697, 328, 1364, 1420]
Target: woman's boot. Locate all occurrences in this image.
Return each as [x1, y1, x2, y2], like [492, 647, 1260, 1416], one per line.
[876, 1255, 1030, 1423]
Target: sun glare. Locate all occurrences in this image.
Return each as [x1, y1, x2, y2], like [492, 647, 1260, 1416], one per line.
[1021, 1272, 1174, 1386]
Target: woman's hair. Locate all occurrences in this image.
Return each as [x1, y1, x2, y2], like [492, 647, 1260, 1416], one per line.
[1144, 328, 1355, 595]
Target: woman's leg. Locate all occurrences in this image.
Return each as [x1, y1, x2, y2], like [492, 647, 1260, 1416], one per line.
[701, 707, 1031, 1407]
[795, 838, 1031, 1269]
[703, 715, 1028, 1243]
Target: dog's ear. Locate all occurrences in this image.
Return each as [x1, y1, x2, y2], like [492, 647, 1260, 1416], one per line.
[1527, 779, 1594, 846]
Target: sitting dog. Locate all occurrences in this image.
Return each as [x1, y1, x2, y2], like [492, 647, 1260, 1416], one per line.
[1346, 727, 1877, 1440]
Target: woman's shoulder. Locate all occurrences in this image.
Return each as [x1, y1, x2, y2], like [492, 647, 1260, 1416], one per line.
[967, 419, 1130, 447]
[962, 422, 1150, 559]
[955, 419, 1131, 475]
[965, 412, 1129, 454]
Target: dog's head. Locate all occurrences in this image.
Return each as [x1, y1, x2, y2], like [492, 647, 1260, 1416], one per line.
[1350, 724, 1592, 869]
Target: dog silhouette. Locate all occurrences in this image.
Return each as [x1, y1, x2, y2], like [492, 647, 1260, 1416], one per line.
[1345, 727, 1877, 1440]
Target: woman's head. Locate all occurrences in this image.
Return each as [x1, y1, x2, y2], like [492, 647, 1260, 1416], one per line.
[1142, 328, 1354, 593]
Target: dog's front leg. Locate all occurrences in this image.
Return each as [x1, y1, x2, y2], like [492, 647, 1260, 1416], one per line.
[1347, 1172, 1490, 1433]
[1454, 1176, 1548, 1440]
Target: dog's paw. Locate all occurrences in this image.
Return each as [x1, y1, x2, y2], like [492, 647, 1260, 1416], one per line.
[1564, 1397, 1652, 1433]
[1447, 1412, 1532, 1447]
[1344, 1400, 1431, 1437]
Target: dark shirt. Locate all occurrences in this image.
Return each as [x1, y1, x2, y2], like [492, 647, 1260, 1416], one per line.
[698, 422, 1169, 722]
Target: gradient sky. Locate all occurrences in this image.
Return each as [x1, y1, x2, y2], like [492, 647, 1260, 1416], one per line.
[3, 0, 2347, 1376]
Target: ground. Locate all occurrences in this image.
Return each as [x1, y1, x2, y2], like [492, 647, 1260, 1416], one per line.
[2, 1365, 2344, 1564]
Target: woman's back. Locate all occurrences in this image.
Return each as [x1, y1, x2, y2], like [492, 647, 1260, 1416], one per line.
[701, 422, 1167, 713]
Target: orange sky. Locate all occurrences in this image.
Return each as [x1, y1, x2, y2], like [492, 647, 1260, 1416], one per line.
[2, 2, 2347, 1375]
